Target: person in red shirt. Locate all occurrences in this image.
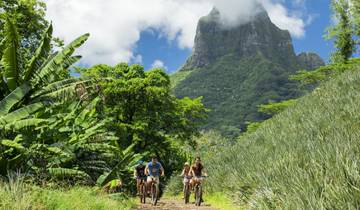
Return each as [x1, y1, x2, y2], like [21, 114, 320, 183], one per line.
[190, 157, 208, 202]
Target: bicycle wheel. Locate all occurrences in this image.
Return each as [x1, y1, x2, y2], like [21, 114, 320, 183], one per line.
[195, 184, 202, 206]
[184, 183, 190, 204]
[141, 183, 146, 204]
[151, 184, 158, 206]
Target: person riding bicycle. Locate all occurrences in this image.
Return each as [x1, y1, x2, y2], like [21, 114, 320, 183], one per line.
[145, 156, 165, 194]
[190, 157, 207, 202]
[180, 162, 192, 199]
[134, 160, 146, 195]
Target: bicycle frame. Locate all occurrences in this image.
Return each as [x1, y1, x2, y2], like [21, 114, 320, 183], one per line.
[138, 178, 146, 204]
[149, 177, 159, 206]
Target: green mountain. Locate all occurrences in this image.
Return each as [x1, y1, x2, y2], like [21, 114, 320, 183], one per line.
[172, 8, 324, 137]
[205, 65, 360, 208]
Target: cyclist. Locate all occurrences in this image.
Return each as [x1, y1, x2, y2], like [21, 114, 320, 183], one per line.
[134, 160, 146, 195]
[180, 162, 192, 199]
[145, 156, 165, 194]
[190, 157, 208, 201]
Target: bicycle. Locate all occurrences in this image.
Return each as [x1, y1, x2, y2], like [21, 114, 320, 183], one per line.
[138, 178, 147, 204]
[193, 176, 207, 206]
[181, 175, 192, 204]
[148, 176, 159, 206]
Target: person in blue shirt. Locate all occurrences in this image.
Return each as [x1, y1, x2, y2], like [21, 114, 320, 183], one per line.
[145, 155, 165, 192]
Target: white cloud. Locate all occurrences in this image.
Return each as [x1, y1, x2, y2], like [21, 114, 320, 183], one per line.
[151, 59, 167, 70]
[44, 0, 311, 65]
[131, 54, 143, 64]
[261, 1, 306, 38]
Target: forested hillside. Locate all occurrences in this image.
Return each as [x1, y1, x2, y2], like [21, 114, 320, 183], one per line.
[173, 8, 324, 137]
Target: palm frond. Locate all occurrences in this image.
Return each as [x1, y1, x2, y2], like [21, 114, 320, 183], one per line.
[0, 102, 44, 125]
[4, 118, 47, 130]
[0, 83, 30, 116]
[1, 18, 20, 91]
[24, 24, 53, 81]
[31, 33, 90, 87]
[1, 139, 25, 151]
[31, 78, 92, 99]
[48, 167, 91, 179]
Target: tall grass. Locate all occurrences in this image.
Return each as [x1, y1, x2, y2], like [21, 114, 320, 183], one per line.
[0, 173, 33, 210]
[205, 68, 360, 209]
[0, 175, 134, 210]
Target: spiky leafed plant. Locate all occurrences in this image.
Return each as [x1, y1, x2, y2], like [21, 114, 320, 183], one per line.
[0, 18, 91, 102]
[0, 18, 92, 176]
[28, 97, 122, 183]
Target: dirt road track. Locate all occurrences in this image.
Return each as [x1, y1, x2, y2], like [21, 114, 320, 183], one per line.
[132, 198, 218, 210]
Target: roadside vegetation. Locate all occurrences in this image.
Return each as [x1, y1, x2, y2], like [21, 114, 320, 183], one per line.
[1, 0, 360, 209]
[0, 0, 206, 208]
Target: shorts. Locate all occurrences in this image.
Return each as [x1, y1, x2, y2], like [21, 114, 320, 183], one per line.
[183, 176, 192, 184]
[147, 176, 160, 185]
[136, 176, 147, 182]
[193, 176, 203, 182]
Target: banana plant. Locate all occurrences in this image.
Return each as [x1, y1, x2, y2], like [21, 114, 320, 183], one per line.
[97, 143, 143, 187]
[0, 18, 96, 177]
[36, 98, 120, 182]
[0, 18, 91, 103]
[0, 85, 46, 175]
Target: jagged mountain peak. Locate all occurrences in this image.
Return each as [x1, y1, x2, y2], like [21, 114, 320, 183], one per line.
[181, 7, 296, 71]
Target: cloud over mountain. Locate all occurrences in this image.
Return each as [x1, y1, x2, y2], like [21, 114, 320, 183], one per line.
[45, 0, 310, 65]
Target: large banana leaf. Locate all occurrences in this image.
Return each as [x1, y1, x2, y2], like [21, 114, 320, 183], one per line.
[63, 55, 82, 71]
[48, 167, 91, 179]
[31, 78, 90, 98]
[0, 102, 44, 125]
[31, 33, 90, 87]
[97, 144, 141, 186]
[24, 24, 53, 81]
[1, 19, 20, 91]
[0, 83, 30, 116]
[1, 139, 25, 151]
[4, 118, 47, 130]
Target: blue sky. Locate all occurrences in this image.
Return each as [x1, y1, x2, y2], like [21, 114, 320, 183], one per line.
[46, 0, 335, 72]
[134, 0, 333, 73]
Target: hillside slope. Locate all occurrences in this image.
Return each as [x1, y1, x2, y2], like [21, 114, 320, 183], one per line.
[205, 68, 360, 209]
[173, 8, 324, 137]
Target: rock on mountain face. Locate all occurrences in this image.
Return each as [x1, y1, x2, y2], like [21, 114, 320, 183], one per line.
[173, 7, 324, 137]
[182, 8, 300, 71]
[297, 52, 325, 70]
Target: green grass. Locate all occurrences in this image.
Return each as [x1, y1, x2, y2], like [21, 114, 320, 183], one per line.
[0, 177, 135, 210]
[206, 193, 240, 210]
[204, 68, 360, 209]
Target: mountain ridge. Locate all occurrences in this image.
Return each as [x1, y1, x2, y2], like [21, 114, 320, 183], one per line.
[173, 8, 325, 137]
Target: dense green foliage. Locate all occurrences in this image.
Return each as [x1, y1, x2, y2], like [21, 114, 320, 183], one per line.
[203, 65, 360, 208]
[0, 0, 51, 61]
[80, 64, 207, 175]
[290, 58, 360, 87]
[0, 18, 96, 180]
[0, 17, 206, 191]
[351, 0, 360, 40]
[326, 0, 355, 62]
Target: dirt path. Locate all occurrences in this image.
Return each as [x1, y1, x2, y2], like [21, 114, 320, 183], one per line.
[132, 198, 217, 210]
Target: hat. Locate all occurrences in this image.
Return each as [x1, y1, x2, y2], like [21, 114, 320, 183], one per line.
[184, 162, 190, 166]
